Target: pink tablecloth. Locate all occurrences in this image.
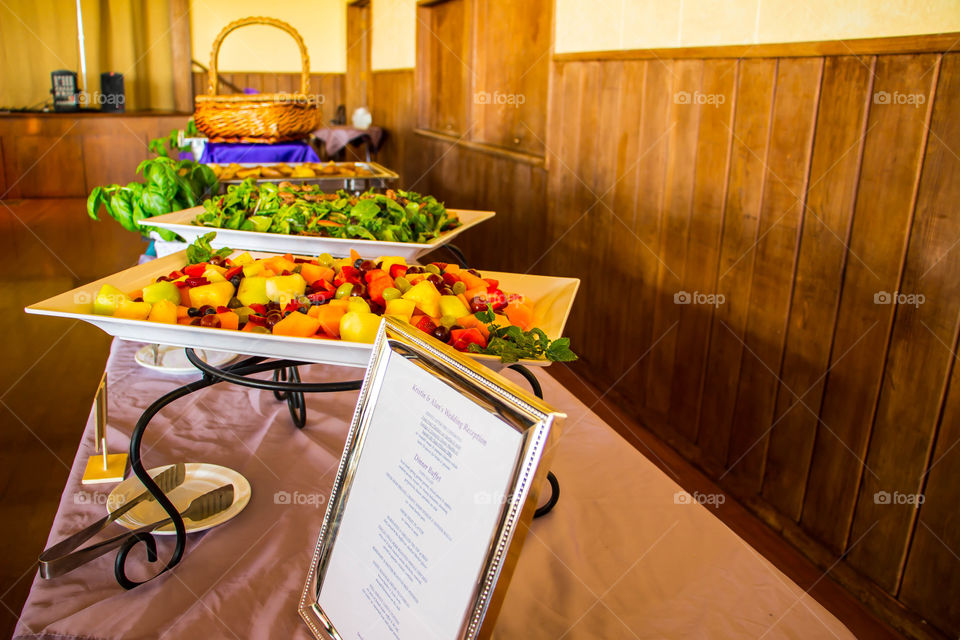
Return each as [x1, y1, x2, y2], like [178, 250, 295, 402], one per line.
[15, 339, 854, 639]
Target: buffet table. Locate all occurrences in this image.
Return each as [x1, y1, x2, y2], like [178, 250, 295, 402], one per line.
[15, 339, 854, 639]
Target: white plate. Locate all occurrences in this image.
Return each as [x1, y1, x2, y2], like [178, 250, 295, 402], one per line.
[135, 344, 237, 374]
[107, 463, 251, 534]
[145, 206, 495, 261]
[26, 250, 579, 370]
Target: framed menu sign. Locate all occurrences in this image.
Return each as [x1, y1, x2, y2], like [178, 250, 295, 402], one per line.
[299, 316, 564, 640]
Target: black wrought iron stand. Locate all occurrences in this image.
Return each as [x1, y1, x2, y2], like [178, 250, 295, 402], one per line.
[114, 244, 558, 588]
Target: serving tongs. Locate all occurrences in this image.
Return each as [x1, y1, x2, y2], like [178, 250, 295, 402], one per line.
[39, 463, 187, 578]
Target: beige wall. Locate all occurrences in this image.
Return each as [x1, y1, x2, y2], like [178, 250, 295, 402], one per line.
[190, 0, 347, 73]
[370, 0, 416, 71]
[554, 0, 960, 53]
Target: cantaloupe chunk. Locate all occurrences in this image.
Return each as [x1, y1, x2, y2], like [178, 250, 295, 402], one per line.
[313, 305, 346, 338]
[299, 263, 334, 286]
[216, 310, 240, 330]
[456, 314, 490, 340]
[147, 299, 177, 324]
[505, 301, 534, 331]
[271, 311, 321, 337]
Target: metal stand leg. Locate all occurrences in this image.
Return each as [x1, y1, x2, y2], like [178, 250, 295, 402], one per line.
[509, 364, 560, 519]
[444, 243, 469, 268]
[113, 352, 363, 589]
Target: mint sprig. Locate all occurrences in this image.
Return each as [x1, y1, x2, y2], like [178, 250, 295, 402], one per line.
[186, 231, 232, 264]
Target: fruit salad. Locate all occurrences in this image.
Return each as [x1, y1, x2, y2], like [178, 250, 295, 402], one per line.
[90, 247, 575, 363]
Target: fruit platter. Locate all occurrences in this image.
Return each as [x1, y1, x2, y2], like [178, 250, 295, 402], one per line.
[146, 182, 495, 260]
[25, 238, 579, 370]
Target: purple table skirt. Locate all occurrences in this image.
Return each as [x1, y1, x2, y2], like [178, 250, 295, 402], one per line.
[199, 142, 320, 164]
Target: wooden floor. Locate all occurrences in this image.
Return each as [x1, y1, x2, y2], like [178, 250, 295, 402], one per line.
[0, 198, 902, 639]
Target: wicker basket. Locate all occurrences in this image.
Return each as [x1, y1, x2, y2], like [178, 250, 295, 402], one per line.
[194, 16, 320, 144]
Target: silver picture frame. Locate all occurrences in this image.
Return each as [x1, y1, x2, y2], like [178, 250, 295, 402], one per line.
[298, 316, 564, 640]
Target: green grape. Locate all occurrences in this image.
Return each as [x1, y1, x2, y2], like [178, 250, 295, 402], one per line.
[452, 281, 466, 295]
[394, 276, 411, 293]
[382, 287, 402, 301]
[334, 283, 354, 299]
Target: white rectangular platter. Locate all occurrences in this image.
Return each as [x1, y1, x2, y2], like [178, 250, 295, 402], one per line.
[146, 207, 495, 261]
[25, 250, 579, 370]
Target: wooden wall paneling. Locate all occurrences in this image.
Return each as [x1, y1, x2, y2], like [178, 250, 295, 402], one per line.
[801, 53, 941, 556]
[169, 0, 193, 112]
[896, 53, 960, 635]
[0, 136, 6, 196]
[669, 59, 737, 441]
[371, 71, 416, 177]
[578, 61, 623, 364]
[542, 61, 586, 275]
[696, 59, 775, 467]
[8, 135, 86, 198]
[761, 56, 873, 519]
[81, 133, 150, 191]
[553, 32, 960, 62]
[346, 1, 372, 115]
[644, 60, 704, 417]
[598, 60, 646, 379]
[724, 57, 823, 495]
[416, 0, 470, 135]
[472, 0, 550, 155]
[846, 53, 954, 592]
[544, 62, 603, 359]
[607, 60, 674, 414]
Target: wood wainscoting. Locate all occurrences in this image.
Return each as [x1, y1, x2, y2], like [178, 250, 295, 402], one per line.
[373, 33, 960, 639]
[0, 112, 191, 199]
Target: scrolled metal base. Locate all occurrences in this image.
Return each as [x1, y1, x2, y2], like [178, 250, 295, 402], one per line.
[114, 346, 559, 587]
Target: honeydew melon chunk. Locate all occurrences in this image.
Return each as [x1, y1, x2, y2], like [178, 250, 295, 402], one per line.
[237, 276, 269, 306]
[93, 284, 129, 315]
[142, 280, 180, 305]
[265, 274, 306, 305]
[439, 295, 470, 319]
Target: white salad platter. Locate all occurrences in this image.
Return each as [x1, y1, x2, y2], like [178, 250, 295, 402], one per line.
[25, 250, 579, 370]
[146, 207, 496, 261]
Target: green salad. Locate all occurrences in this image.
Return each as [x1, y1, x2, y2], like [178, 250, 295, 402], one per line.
[192, 179, 459, 243]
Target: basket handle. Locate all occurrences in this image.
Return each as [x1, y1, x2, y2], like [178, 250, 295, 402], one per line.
[208, 16, 311, 96]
